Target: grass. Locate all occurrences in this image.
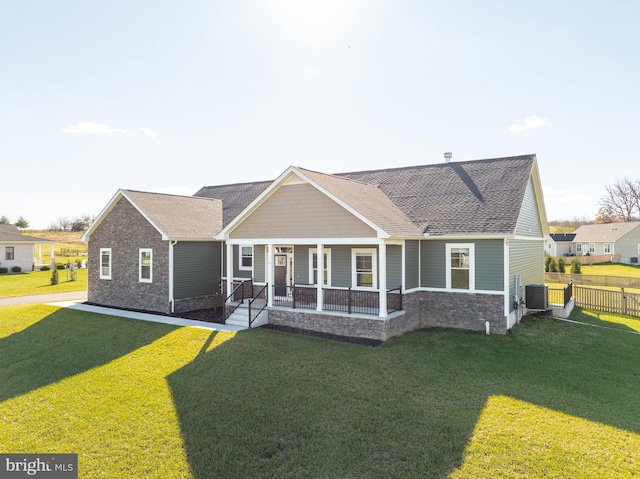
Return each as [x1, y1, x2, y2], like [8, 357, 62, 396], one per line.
[578, 263, 640, 277]
[0, 269, 87, 298]
[1, 304, 639, 478]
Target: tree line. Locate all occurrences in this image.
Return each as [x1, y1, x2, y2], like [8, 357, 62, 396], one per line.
[0, 215, 94, 231]
[596, 177, 640, 223]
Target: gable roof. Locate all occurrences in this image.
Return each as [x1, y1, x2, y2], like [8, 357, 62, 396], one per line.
[572, 221, 640, 244]
[83, 189, 223, 241]
[337, 155, 538, 235]
[198, 154, 544, 238]
[0, 224, 54, 243]
[550, 233, 576, 242]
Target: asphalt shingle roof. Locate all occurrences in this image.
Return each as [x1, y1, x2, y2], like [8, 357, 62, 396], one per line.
[0, 224, 54, 243]
[193, 154, 537, 237]
[572, 221, 640, 243]
[122, 190, 223, 239]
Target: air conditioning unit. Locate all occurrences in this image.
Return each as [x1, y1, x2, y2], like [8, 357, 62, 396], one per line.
[631, 257, 638, 264]
[525, 284, 548, 310]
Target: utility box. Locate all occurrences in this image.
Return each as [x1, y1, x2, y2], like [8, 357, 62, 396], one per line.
[526, 284, 548, 310]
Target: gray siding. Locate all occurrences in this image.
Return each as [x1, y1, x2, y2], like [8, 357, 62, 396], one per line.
[254, 245, 266, 283]
[421, 241, 445, 288]
[421, 239, 504, 291]
[386, 245, 402, 290]
[509, 238, 544, 310]
[475, 240, 504, 291]
[294, 246, 309, 284]
[233, 244, 252, 279]
[331, 245, 352, 288]
[515, 177, 543, 237]
[405, 240, 419, 290]
[173, 242, 221, 299]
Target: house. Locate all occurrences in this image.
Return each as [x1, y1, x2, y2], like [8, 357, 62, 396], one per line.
[545, 233, 576, 257]
[84, 154, 549, 339]
[82, 190, 224, 313]
[0, 224, 55, 272]
[571, 222, 640, 263]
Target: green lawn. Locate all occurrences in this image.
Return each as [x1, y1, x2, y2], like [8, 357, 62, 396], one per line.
[579, 262, 640, 277]
[0, 268, 87, 298]
[1, 304, 639, 478]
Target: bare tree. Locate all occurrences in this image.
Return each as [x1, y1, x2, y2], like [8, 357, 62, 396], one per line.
[599, 177, 639, 222]
[57, 217, 72, 231]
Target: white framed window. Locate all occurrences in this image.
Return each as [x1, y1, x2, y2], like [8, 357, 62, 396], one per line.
[139, 248, 152, 283]
[100, 248, 112, 280]
[604, 243, 611, 254]
[589, 243, 595, 254]
[352, 248, 377, 289]
[239, 245, 253, 271]
[309, 248, 331, 286]
[638, 244, 640, 254]
[576, 243, 582, 253]
[446, 243, 475, 291]
[5, 246, 14, 260]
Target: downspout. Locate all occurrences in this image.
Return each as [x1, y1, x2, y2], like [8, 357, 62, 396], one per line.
[169, 241, 177, 313]
[504, 238, 510, 332]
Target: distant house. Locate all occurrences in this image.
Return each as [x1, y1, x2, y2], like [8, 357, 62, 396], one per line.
[545, 233, 576, 257]
[571, 222, 640, 264]
[85, 154, 549, 339]
[0, 224, 55, 272]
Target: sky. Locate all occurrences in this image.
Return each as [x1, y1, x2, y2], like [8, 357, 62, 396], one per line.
[1, 1, 639, 229]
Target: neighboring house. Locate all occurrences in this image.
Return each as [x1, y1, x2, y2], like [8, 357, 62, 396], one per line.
[0, 224, 55, 271]
[545, 233, 576, 257]
[82, 190, 224, 313]
[85, 154, 549, 339]
[571, 222, 640, 264]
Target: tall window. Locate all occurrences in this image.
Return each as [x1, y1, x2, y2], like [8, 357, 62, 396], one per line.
[139, 248, 152, 282]
[589, 243, 595, 254]
[309, 248, 331, 286]
[100, 248, 111, 280]
[446, 244, 475, 291]
[576, 243, 582, 254]
[352, 248, 377, 289]
[604, 243, 611, 254]
[5, 246, 14, 260]
[239, 245, 253, 271]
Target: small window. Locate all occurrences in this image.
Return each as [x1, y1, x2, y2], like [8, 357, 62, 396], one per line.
[139, 248, 152, 282]
[604, 243, 611, 254]
[352, 248, 377, 289]
[239, 245, 253, 270]
[309, 248, 331, 286]
[446, 243, 475, 291]
[100, 248, 111, 280]
[5, 246, 14, 260]
[589, 243, 595, 254]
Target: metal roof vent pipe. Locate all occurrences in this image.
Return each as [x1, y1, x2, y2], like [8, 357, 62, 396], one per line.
[444, 152, 452, 163]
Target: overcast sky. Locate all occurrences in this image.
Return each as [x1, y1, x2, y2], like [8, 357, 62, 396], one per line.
[1, 1, 638, 229]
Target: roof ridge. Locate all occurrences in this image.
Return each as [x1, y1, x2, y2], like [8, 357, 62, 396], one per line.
[295, 166, 379, 188]
[122, 189, 220, 202]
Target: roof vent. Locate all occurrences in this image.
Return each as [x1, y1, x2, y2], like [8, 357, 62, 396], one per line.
[444, 152, 452, 163]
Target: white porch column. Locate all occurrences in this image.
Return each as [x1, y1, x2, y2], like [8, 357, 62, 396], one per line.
[316, 243, 324, 311]
[226, 242, 233, 301]
[50, 244, 55, 266]
[267, 243, 274, 307]
[378, 243, 387, 318]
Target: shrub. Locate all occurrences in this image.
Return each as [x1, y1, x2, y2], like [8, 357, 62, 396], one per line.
[56, 264, 66, 270]
[558, 257, 566, 273]
[11, 266, 21, 273]
[51, 269, 59, 285]
[40, 265, 50, 271]
[0, 267, 7, 274]
[544, 256, 558, 272]
[571, 257, 582, 274]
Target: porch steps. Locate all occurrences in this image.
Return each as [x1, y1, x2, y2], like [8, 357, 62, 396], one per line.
[225, 302, 268, 329]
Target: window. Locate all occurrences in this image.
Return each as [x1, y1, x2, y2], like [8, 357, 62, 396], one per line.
[100, 248, 111, 279]
[239, 245, 253, 271]
[604, 243, 611, 254]
[139, 248, 152, 282]
[309, 248, 331, 286]
[576, 243, 582, 253]
[5, 246, 14, 260]
[352, 248, 377, 289]
[446, 244, 475, 291]
[589, 243, 595, 254]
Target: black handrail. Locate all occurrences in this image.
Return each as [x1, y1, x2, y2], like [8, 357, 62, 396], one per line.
[224, 280, 250, 320]
[248, 284, 268, 327]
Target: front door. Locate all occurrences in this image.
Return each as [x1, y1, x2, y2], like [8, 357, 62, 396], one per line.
[274, 254, 288, 296]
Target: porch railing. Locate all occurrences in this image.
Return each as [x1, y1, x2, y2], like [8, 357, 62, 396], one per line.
[271, 284, 403, 315]
[548, 281, 573, 308]
[248, 284, 268, 327]
[223, 279, 253, 320]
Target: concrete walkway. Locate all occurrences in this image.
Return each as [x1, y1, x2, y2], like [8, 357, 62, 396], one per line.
[1, 292, 245, 332]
